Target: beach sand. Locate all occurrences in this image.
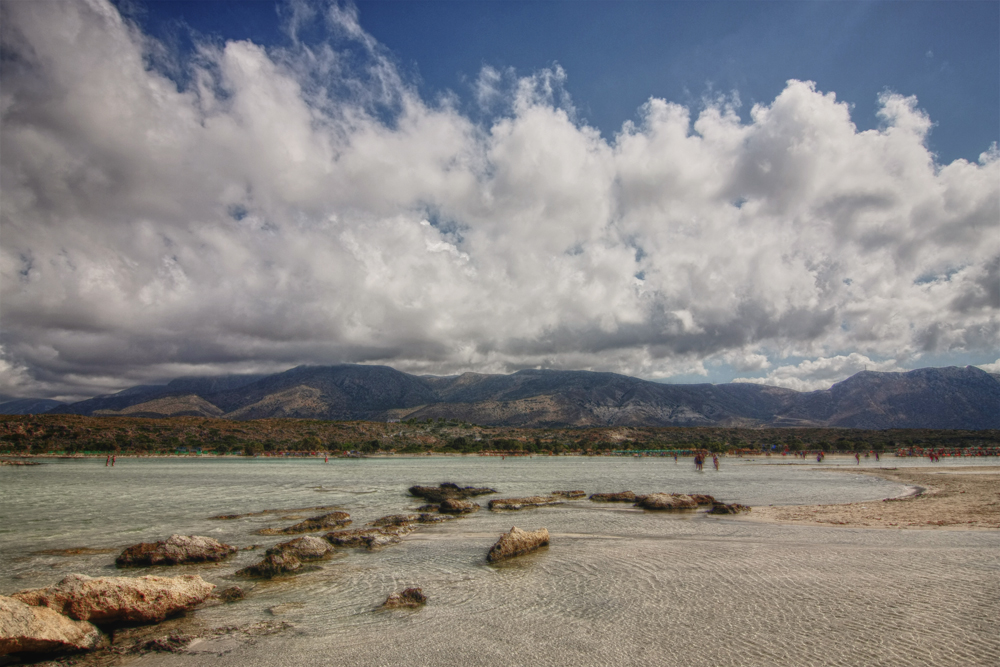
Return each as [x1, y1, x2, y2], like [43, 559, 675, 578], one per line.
[745, 465, 1000, 530]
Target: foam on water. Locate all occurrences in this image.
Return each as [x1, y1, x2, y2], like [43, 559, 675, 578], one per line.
[2, 456, 997, 666]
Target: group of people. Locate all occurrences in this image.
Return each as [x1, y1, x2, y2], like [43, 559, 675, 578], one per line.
[692, 453, 720, 471]
[105, 454, 116, 467]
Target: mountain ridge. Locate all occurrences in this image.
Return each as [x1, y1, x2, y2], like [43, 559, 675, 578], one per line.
[23, 364, 999, 429]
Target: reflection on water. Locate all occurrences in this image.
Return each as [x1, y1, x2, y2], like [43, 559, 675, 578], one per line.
[2, 457, 998, 666]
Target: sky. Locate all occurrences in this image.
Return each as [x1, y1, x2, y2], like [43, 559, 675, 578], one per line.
[0, 0, 997, 402]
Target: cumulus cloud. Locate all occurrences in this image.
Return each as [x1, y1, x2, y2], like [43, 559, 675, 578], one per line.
[732, 354, 903, 392]
[1, 0, 998, 400]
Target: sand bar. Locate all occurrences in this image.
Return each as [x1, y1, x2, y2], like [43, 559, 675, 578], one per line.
[745, 465, 1000, 529]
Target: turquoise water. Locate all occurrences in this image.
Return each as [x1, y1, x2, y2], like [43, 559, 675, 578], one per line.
[2, 456, 998, 666]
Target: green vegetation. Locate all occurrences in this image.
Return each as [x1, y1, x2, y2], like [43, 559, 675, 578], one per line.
[1, 414, 998, 457]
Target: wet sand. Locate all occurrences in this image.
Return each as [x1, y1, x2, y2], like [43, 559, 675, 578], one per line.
[746, 465, 1000, 529]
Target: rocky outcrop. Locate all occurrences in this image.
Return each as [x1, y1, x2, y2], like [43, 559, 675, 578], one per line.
[236, 535, 334, 578]
[439, 499, 480, 514]
[488, 496, 562, 511]
[0, 595, 104, 657]
[707, 502, 751, 514]
[324, 526, 410, 550]
[408, 483, 497, 503]
[370, 514, 421, 527]
[635, 493, 699, 510]
[589, 491, 636, 502]
[268, 535, 332, 560]
[236, 551, 301, 578]
[552, 490, 586, 499]
[257, 511, 351, 535]
[486, 527, 550, 563]
[116, 535, 237, 567]
[382, 588, 426, 609]
[11, 574, 215, 625]
[689, 494, 716, 505]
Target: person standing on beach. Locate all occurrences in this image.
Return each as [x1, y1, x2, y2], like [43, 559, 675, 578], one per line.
[105, 455, 110, 467]
[713, 455, 719, 471]
[855, 452, 860, 465]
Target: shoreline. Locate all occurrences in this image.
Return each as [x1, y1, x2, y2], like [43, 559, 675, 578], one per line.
[742, 465, 1000, 530]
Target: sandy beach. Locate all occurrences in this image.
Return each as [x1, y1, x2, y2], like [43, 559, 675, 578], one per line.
[745, 465, 1000, 530]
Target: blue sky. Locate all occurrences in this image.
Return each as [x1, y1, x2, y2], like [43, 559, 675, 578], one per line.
[1, 0, 998, 399]
[126, 0, 998, 165]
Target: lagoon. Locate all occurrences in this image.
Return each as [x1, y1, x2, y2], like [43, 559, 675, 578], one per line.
[2, 456, 998, 666]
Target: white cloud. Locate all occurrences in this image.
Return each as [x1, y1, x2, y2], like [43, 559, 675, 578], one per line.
[976, 359, 1000, 374]
[0, 0, 997, 398]
[732, 354, 903, 392]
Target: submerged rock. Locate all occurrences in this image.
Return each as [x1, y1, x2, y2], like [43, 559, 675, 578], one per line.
[486, 526, 550, 563]
[236, 551, 301, 578]
[439, 498, 480, 514]
[416, 513, 452, 523]
[0, 595, 104, 657]
[382, 588, 426, 609]
[488, 496, 561, 511]
[707, 502, 751, 515]
[409, 483, 496, 503]
[589, 491, 636, 502]
[369, 514, 421, 527]
[11, 574, 215, 625]
[116, 535, 237, 567]
[266, 535, 332, 560]
[257, 511, 351, 535]
[324, 528, 403, 550]
[635, 493, 698, 510]
[551, 490, 586, 499]
[214, 586, 245, 603]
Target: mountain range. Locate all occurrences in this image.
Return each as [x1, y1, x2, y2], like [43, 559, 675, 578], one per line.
[2, 364, 998, 430]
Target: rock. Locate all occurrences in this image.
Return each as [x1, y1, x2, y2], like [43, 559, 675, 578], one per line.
[409, 483, 497, 503]
[488, 496, 561, 511]
[324, 528, 403, 550]
[416, 513, 452, 523]
[0, 595, 104, 657]
[257, 511, 351, 535]
[707, 502, 751, 514]
[215, 586, 245, 603]
[116, 535, 237, 567]
[689, 494, 717, 505]
[552, 490, 586, 499]
[266, 535, 332, 560]
[635, 493, 699, 510]
[486, 526, 550, 563]
[369, 514, 420, 527]
[382, 588, 426, 609]
[439, 498, 480, 514]
[589, 491, 636, 502]
[236, 551, 301, 578]
[12, 574, 215, 625]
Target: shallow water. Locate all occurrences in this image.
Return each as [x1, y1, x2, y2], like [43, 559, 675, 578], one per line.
[2, 456, 998, 666]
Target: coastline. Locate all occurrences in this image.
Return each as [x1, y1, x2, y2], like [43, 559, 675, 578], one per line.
[743, 465, 1000, 530]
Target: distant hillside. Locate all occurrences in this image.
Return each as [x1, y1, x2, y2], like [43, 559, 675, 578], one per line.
[33, 364, 1000, 429]
[0, 398, 66, 415]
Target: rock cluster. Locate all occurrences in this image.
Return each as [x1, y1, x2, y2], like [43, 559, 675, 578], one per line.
[381, 588, 426, 609]
[257, 511, 351, 535]
[551, 490, 586, 499]
[486, 526, 550, 563]
[635, 493, 699, 510]
[236, 535, 332, 578]
[408, 483, 496, 503]
[116, 535, 237, 567]
[488, 496, 562, 511]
